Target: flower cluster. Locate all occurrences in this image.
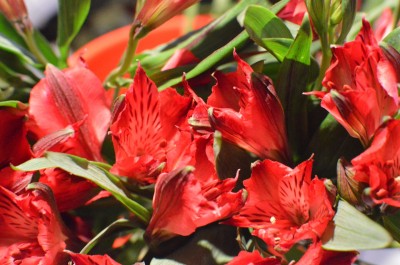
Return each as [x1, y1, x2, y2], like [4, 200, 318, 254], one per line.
[0, 0, 400, 264]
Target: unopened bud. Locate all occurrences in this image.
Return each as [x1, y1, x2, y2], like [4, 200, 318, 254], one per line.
[0, 0, 32, 34]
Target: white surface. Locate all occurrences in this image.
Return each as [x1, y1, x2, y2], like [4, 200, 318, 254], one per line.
[358, 249, 400, 265]
[25, 0, 58, 28]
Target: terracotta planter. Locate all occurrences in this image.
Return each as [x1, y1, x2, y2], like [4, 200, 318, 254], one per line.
[69, 15, 213, 81]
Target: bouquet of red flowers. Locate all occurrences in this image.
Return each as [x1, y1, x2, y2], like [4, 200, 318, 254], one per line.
[1, 0, 400, 264]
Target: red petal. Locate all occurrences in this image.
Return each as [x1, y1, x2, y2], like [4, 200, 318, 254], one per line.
[68, 252, 122, 265]
[227, 250, 281, 265]
[111, 65, 166, 182]
[28, 65, 110, 161]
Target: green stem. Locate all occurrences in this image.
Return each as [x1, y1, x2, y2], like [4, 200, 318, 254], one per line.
[23, 30, 48, 65]
[314, 32, 332, 91]
[104, 22, 142, 90]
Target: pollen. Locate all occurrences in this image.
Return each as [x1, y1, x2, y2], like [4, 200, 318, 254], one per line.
[270, 216, 276, 224]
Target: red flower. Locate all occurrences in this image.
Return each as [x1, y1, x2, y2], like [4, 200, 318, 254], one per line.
[226, 158, 334, 253]
[0, 185, 69, 264]
[68, 252, 127, 265]
[28, 64, 110, 161]
[227, 250, 281, 265]
[145, 161, 244, 247]
[314, 19, 398, 147]
[208, 53, 291, 163]
[0, 105, 32, 192]
[352, 119, 400, 208]
[277, 0, 307, 25]
[28, 64, 111, 211]
[110, 64, 192, 184]
[295, 241, 358, 265]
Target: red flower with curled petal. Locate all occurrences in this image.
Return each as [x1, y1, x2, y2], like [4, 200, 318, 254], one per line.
[144, 164, 244, 248]
[145, 134, 243, 248]
[312, 19, 398, 147]
[28, 64, 111, 211]
[226, 158, 334, 253]
[0, 184, 69, 264]
[208, 53, 291, 164]
[352, 119, 400, 208]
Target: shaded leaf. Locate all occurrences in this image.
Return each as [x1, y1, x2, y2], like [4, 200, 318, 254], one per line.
[14, 151, 150, 223]
[322, 200, 392, 251]
[383, 212, 400, 243]
[275, 15, 313, 159]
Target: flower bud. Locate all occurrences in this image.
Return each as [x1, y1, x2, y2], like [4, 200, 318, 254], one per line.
[337, 158, 366, 209]
[0, 0, 32, 34]
[134, 0, 199, 36]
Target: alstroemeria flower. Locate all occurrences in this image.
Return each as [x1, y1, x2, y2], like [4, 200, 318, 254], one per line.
[135, 0, 199, 32]
[145, 165, 244, 248]
[227, 250, 281, 265]
[145, 134, 243, 247]
[226, 158, 334, 253]
[0, 185, 69, 264]
[352, 119, 400, 208]
[208, 53, 291, 163]
[0, 105, 32, 192]
[110, 64, 192, 184]
[0, 0, 32, 33]
[313, 19, 398, 147]
[28, 64, 111, 211]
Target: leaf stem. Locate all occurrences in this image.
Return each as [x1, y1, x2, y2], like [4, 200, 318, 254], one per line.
[104, 22, 142, 90]
[23, 30, 49, 65]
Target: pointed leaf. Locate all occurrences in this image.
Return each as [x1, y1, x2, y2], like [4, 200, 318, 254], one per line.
[243, 5, 293, 61]
[0, 35, 34, 64]
[275, 15, 313, 158]
[322, 200, 392, 251]
[80, 219, 135, 254]
[383, 212, 400, 243]
[15, 152, 150, 223]
[0, 100, 27, 109]
[382, 27, 400, 53]
[335, 0, 357, 44]
[57, 0, 91, 62]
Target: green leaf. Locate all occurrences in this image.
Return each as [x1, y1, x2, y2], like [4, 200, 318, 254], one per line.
[213, 131, 255, 186]
[157, 30, 250, 91]
[0, 35, 34, 64]
[33, 30, 59, 66]
[306, 114, 363, 177]
[244, 5, 293, 61]
[0, 100, 27, 109]
[383, 27, 400, 53]
[383, 212, 400, 243]
[335, 0, 357, 44]
[274, 15, 313, 159]
[57, 0, 91, 63]
[0, 14, 27, 48]
[80, 219, 136, 254]
[260, 38, 293, 62]
[15, 152, 151, 223]
[322, 200, 393, 251]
